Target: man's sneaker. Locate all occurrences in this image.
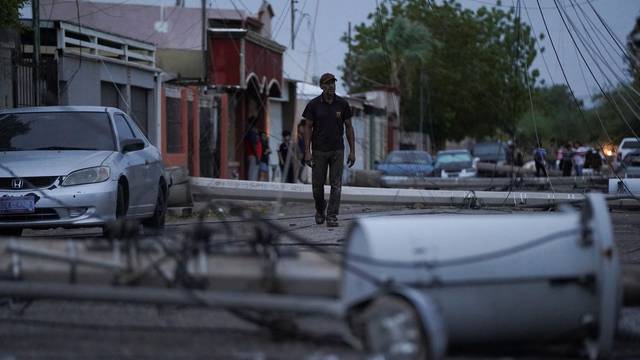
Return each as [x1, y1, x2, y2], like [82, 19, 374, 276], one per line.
[315, 212, 326, 225]
[326, 216, 338, 227]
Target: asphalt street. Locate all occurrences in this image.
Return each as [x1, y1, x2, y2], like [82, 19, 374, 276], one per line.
[0, 202, 639, 359]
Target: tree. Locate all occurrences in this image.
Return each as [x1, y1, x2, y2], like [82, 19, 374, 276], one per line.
[588, 85, 640, 144]
[341, 0, 539, 147]
[0, 0, 28, 28]
[516, 84, 591, 147]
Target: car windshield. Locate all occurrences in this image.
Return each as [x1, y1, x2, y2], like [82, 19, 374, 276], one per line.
[385, 151, 432, 164]
[622, 140, 640, 149]
[0, 112, 115, 151]
[437, 152, 472, 163]
[473, 143, 505, 156]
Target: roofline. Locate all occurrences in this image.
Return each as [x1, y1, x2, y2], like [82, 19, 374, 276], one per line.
[20, 19, 156, 49]
[0, 106, 115, 114]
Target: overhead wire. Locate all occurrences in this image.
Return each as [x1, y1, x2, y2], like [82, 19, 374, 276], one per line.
[550, 0, 640, 142]
[560, 0, 640, 127]
[525, 1, 555, 197]
[585, 0, 640, 74]
[568, 0, 640, 124]
[534, 0, 638, 200]
[462, 0, 596, 10]
[58, 0, 83, 100]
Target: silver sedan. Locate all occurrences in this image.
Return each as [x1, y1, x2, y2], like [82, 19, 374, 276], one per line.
[0, 106, 169, 236]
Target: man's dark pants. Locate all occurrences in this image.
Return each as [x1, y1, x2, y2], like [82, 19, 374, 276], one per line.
[312, 150, 343, 219]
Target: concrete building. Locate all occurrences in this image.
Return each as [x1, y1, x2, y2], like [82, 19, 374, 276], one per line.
[40, 0, 294, 180]
[2, 19, 161, 146]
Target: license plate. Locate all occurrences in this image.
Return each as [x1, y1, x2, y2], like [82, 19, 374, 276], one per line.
[0, 196, 35, 214]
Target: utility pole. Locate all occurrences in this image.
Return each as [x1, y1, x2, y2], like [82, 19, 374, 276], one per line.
[32, 0, 41, 106]
[202, 0, 207, 84]
[347, 22, 351, 53]
[290, 0, 296, 49]
[346, 22, 351, 90]
[419, 62, 424, 150]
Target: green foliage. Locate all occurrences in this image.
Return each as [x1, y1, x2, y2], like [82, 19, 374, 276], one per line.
[516, 83, 640, 149]
[588, 85, 640, 144]
[0, 0, 28, 28]
[341, 0, 539, 146]
[516, 84, 591, 147]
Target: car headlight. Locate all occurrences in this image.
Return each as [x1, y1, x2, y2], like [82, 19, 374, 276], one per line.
[62, 166, 110, 186]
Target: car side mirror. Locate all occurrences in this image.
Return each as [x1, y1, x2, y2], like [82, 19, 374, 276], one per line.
[121, 138, 145, 153]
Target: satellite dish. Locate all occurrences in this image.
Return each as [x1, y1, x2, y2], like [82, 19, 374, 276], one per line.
[154, 21, 169, 33]
[154, 5, 169, 33]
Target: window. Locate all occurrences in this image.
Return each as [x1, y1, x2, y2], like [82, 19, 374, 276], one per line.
[114, 114, 136, 141]
[131, 86, 148, 135]
[622, 140, 640, 149]
[101, 82, 124, 110]
[166, 97, 182, 153]
[0, 112, 115, 151]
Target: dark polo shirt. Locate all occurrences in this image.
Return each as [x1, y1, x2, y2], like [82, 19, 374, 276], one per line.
[302, 94, 353, 152]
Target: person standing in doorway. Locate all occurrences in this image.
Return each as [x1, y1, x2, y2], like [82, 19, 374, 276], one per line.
[243, 117, 261, 181]
[259, 131, 271, 181]
[278, 130, 295, 183]
[302, 73, 356, 227]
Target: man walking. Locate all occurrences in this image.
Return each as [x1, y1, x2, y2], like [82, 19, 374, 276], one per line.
[302, 73, 356, 227]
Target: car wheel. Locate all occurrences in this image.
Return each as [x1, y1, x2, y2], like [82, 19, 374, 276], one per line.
[103, 182, 127, 238]
[0, 228, 22, 237]
[142, 181, 167, 229]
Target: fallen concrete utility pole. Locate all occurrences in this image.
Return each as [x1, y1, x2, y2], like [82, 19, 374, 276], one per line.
[381, 176, 609, 190]
[343, 193, 620, 359]
[191, 177, 639, 209]
[0, 281, 344, 316]
[624, 265, 640, 307]
[1, 193, 636, 359]
[608, 178, 640, 196]
[475, 162, 561, 176]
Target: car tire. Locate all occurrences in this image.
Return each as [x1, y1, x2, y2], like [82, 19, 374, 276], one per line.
[0, 228, 22, 237]
[103, 182, 127, 238]
[142, 181, 167, 229]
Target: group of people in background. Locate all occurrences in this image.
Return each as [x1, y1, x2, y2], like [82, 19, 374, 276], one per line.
[528, 141, 604, 177]
[243, 117, 308, 183]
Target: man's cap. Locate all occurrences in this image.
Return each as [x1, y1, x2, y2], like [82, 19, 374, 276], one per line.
[319, 73, 337, 85]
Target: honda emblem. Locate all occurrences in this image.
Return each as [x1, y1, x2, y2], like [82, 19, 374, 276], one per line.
[11, 178, 23, 189]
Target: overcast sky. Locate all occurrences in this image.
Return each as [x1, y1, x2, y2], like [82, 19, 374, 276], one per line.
[23, 0, 640, 101]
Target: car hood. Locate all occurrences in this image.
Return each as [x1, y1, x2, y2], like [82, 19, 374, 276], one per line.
[377, 163, 433, 176]
[475, 154, 505, 162]
[0, 151, 114, 177]
[435, 161, 473, 171]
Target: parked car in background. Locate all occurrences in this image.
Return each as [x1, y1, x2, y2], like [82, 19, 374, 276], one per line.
[472, 141, 508, 166]
[376, 150, 434, 187]
[617, 149, 640, 178]
[434, 149, 477, 178]
[616, 137, 640, 168]
[0, 107, 169, 237]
